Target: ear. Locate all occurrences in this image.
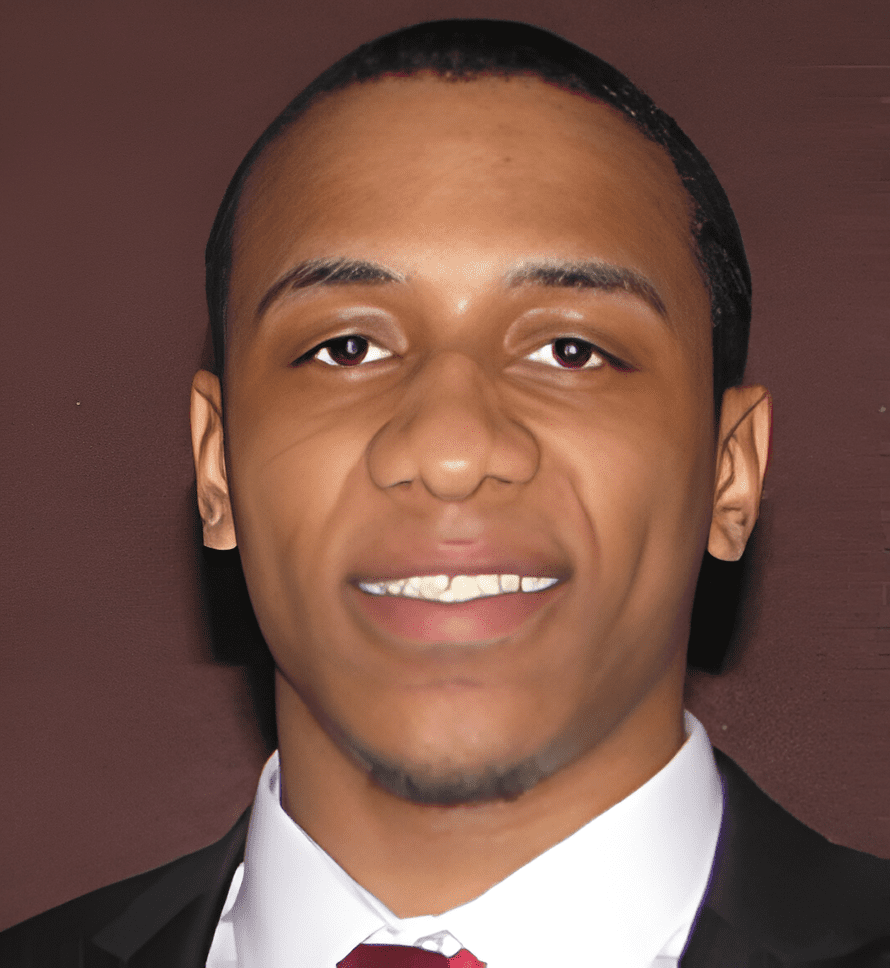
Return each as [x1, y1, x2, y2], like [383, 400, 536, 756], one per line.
[190, 370, 236, 550]
[708, 385, 772, 562]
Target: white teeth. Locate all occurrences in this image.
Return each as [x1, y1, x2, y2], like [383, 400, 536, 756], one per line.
[521, 576, 559, 592]
[419, 575, 449, 599]
[449, 575, 480, 602]
[357, 574, 559, 603]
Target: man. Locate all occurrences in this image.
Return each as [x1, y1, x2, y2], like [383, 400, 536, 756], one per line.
[3, 18, 888, 968]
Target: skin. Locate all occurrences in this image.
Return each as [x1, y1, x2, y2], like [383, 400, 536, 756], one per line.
[191, 76, 771, 915]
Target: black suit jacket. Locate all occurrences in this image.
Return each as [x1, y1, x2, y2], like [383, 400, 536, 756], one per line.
[3, 751, 889, 967]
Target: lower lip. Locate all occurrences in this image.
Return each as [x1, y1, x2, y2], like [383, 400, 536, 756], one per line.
[349, 584, 562, 644]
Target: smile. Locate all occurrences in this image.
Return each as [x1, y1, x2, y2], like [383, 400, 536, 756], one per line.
[357, 574, 559, 603]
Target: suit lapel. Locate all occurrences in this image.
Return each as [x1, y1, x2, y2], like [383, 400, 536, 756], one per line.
[680, 905, 783, 968]
[88, 809, 249, 968]
[680, 749, 890, 968]
[680, 749, 803, 968]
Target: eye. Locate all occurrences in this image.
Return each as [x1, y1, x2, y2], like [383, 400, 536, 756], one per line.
[526, 337, 606, 370]
[298, 335, 393, 367]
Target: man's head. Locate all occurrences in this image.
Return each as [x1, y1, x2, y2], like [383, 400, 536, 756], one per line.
[191, 20, 770, 810]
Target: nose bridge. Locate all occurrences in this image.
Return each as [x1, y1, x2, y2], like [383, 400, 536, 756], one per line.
[367, 350, 539, 501]
[421, 349, 491, 419]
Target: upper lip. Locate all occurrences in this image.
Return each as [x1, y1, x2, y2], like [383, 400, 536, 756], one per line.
[346, 539, 570, 586]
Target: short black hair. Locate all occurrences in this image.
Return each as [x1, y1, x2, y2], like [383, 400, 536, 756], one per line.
[205, 19, 751, 416]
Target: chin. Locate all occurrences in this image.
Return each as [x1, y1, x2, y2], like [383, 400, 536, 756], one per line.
[344, 733, 551, 806]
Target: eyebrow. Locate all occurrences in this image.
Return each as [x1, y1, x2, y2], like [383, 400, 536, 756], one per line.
[256, 255, 667, 322]
[256, 257, 405, 319]
[506, 260, 667, 318]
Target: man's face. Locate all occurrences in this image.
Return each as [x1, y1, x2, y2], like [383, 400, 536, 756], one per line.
[221, 76, 717, 801]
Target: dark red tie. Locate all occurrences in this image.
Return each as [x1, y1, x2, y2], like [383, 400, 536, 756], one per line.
[338, 944, 485, 967]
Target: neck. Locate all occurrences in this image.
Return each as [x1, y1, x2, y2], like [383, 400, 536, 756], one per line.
[274, 665, 686, 917]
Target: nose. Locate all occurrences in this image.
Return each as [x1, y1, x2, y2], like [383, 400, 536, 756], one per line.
[367, 352, 539, 502]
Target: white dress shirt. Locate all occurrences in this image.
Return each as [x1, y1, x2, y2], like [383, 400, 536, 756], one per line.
[207, 712, 722, 968]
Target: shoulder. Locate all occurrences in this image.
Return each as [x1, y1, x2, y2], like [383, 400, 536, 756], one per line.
[0, 863, 169, 967]
[0, 808, 249, 968]
[705, 749, 890, 964]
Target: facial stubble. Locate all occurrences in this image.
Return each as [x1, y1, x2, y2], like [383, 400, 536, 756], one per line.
[341, 729, 553, 806]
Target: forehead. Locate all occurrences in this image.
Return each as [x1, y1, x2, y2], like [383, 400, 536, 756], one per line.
[228, 75, 708, 354]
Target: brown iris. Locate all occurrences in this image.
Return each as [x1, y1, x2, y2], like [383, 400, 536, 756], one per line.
[324, 335, 369, 365]
[552, 337, 596, 368]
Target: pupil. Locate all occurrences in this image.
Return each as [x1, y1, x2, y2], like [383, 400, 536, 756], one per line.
[329, 335, 368, 365]
[554, 338, 592, 368]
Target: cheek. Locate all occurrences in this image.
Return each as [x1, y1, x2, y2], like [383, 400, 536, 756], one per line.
[225, 392, 372, 600]
[553, 380, 714, 589]
[608, 401, 715, 628]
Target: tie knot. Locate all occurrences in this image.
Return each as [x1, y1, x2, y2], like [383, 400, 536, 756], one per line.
[338, 943, 485, 967]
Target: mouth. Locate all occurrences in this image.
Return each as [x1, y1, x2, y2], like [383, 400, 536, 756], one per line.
[357, 573, 559, 604]
[350, 572, 564, 644]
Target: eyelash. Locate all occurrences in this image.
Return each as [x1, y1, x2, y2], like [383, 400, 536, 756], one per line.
[529, 337, 632, 372]
[293, 334, 629, 371]
[527, 337, 605, 370]
[292, 335, 392, 368]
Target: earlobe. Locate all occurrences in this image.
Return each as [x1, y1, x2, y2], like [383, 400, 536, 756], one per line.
[190, 369, 237, 550]
[708, 385, 772, 562]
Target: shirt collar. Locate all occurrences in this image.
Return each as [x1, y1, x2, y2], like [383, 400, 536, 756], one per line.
[231, 712, 722, 968]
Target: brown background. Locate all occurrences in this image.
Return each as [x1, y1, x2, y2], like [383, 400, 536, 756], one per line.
[2, 0, 888, 931]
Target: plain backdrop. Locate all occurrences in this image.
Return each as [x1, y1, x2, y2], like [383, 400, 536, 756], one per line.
[2, 0, 888, 931]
